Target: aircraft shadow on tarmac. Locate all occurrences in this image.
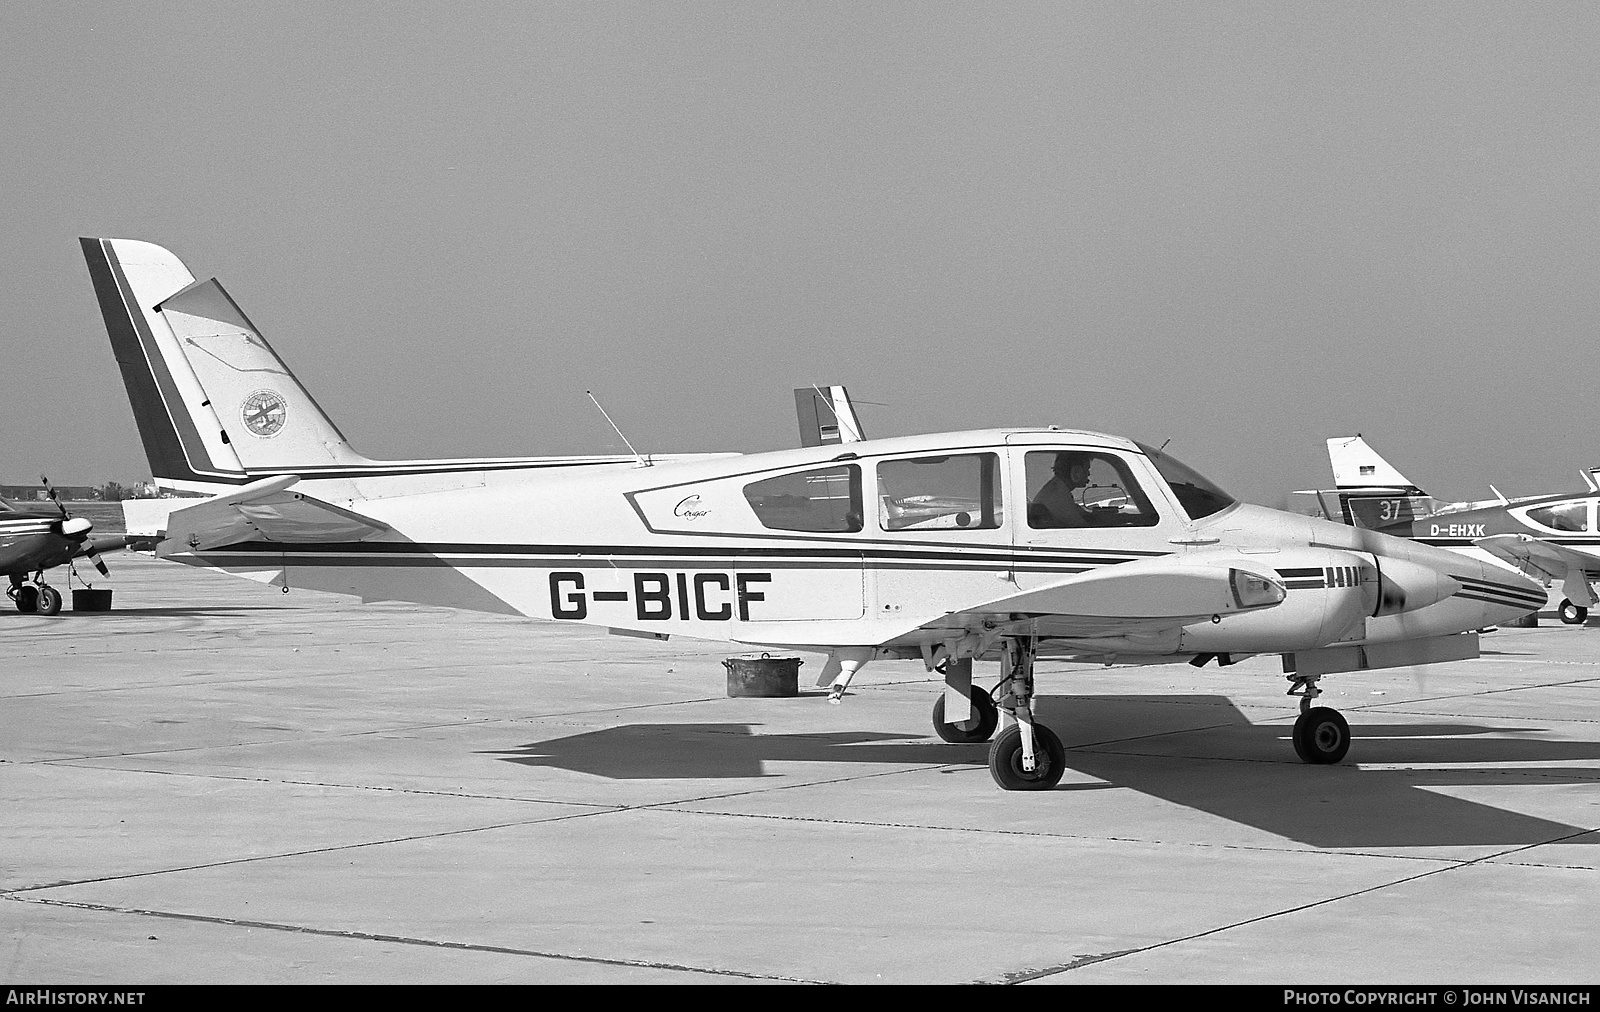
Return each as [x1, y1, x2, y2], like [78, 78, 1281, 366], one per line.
[489, 694, 1600, 849]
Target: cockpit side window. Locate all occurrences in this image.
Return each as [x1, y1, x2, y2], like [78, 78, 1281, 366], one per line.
[1135, 442, 1236, 520]
[1526, 501, 1591, 534]
[1025, 451, 1158, 529]
[743, 464, 863, 533]
[877, 453, 1003, 532]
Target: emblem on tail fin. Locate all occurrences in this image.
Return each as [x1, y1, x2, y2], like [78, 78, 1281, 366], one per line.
[241, 389, 288, 437]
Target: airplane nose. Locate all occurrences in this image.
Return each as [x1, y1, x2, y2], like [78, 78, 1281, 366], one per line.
[61, 517, 92, 537]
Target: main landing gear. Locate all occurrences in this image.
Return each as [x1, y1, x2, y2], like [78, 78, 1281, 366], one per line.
[8, 574, 62, 616]
[1285, 671, 1350, 764]
[1559, 599, 1588, 625]
[930, 637, 1066, 791]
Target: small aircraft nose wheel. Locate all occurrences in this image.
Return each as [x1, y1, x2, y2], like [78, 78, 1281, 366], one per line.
[14, 586, 39, 613]
[988, 723, 1066, 790]
[1559, 599, 1588, 625]
[1292, 706, 1351, 764]
[931, 689, 999, 744]
[36, 585, 62, 616]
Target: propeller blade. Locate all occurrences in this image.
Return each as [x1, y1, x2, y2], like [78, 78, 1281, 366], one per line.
[89, 549, 110, 578]
[40, 474, 67, 519]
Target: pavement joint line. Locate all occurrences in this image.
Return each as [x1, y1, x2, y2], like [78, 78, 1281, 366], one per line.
[2, 807, 627, 896]
[1002, 825, 1600, 983]
[4, 696, 741, 764]
[0, 895, 831, 984]
[27, 760, 635, 808]
[1354, 706, 1600, 726]
[642, 803, 1485, 863]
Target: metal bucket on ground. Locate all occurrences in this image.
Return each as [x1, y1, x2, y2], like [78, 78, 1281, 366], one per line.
[72, 589, 113, 612]
[723, 654, 802, 697]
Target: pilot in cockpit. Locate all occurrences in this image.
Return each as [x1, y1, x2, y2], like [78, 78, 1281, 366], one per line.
[1030, 452, 1097, 528]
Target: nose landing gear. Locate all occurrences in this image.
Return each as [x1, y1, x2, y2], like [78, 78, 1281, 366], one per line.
[9, 574, 63, 616]
[1285, 671, 1350, 764]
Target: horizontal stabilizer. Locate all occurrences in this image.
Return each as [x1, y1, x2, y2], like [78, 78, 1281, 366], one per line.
[160, 475, 389, 554]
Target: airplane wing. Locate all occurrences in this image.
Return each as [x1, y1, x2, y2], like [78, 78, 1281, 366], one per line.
[1475, 534, 1596, 585]
[75, 535, 132, 558]
[735, 554, 1284, 651]
[158, 475, 389, 554]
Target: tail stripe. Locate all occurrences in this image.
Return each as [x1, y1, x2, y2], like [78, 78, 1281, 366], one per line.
[80, 238, 243, 485]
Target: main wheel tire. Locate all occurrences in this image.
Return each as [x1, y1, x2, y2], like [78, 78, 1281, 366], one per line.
[36, 586, 62, 616]
[1292, 706, 1351, 764]
[15, 586, 38, 613]
[988, 723, 1066, 791]
[932, 688, 999, 743]
[1559, 599, 1587, 625]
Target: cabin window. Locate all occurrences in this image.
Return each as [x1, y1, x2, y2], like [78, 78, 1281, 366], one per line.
[877, 453, 1003, 532]
[1025, 451, 1159, 529]
[1135, 442, 1236, 520]
[743, 465, 863, 533]
[1526, 502, 1591, 533]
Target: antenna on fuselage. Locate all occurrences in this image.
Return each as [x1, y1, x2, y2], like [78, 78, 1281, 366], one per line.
[585, 391, 650, 467]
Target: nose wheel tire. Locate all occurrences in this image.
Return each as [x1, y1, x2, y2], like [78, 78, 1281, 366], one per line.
[36, 586, 62, 616]
[932, 689, 999, 743]
[14, 586, 39, 613]
[988, 723, 1066, 790]
[1559, 599, 1587, 625]
[1292, 706, 1351, 764]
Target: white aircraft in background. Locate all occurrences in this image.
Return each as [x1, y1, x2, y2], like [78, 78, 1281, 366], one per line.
[794, 384, 866, 447]
[1306, 435, 1600, 625]
[82, 237, 1545, 790]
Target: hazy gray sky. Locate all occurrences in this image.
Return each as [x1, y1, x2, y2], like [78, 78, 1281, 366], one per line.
[3, 2, 1597, 506]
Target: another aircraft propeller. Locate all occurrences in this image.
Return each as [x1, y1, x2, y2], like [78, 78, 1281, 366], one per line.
[40, 474, 111, 579]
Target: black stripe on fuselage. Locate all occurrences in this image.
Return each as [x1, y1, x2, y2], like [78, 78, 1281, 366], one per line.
[199, 541, 1154, 565]
[1455, 577, 1548, 609]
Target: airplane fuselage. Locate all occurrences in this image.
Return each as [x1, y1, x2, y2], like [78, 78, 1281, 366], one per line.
[0, 513, 84, 579]
[1413, 492, 1600, 574]
[160, 428, 1544, 663]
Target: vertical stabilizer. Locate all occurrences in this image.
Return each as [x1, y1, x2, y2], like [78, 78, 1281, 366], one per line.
[80, 237, 246, 488]
[155, 278, 370, 471]
[794, 384, 865, 447]
[83, 237, 372, 488]
[1326, 436, 1426, 493]
[1317, 436, 1440, 535]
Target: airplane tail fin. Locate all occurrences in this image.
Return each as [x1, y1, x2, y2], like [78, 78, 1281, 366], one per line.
[81, 238, 371, 490]
[1326, 436, 1426, 494]
[794, 384, 866, 447]
[1305, 436, 1440, 535]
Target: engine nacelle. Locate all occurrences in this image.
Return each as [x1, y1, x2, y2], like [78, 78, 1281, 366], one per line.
[1180, 547, 1388, 653]
[1369, 556, 1461, 616]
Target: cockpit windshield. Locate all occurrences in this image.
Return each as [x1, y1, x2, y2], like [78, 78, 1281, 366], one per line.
[1135, 443, 1237, 520]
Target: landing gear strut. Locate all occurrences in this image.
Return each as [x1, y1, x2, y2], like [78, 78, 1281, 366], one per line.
[1285, 671, 1350, 764]
[930, 655, 1000, 744]
[8, 574, 61, 616]
[987, 637, 1066, 790]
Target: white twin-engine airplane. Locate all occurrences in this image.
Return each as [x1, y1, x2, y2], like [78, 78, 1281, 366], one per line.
[81, 237, 1547, 791]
